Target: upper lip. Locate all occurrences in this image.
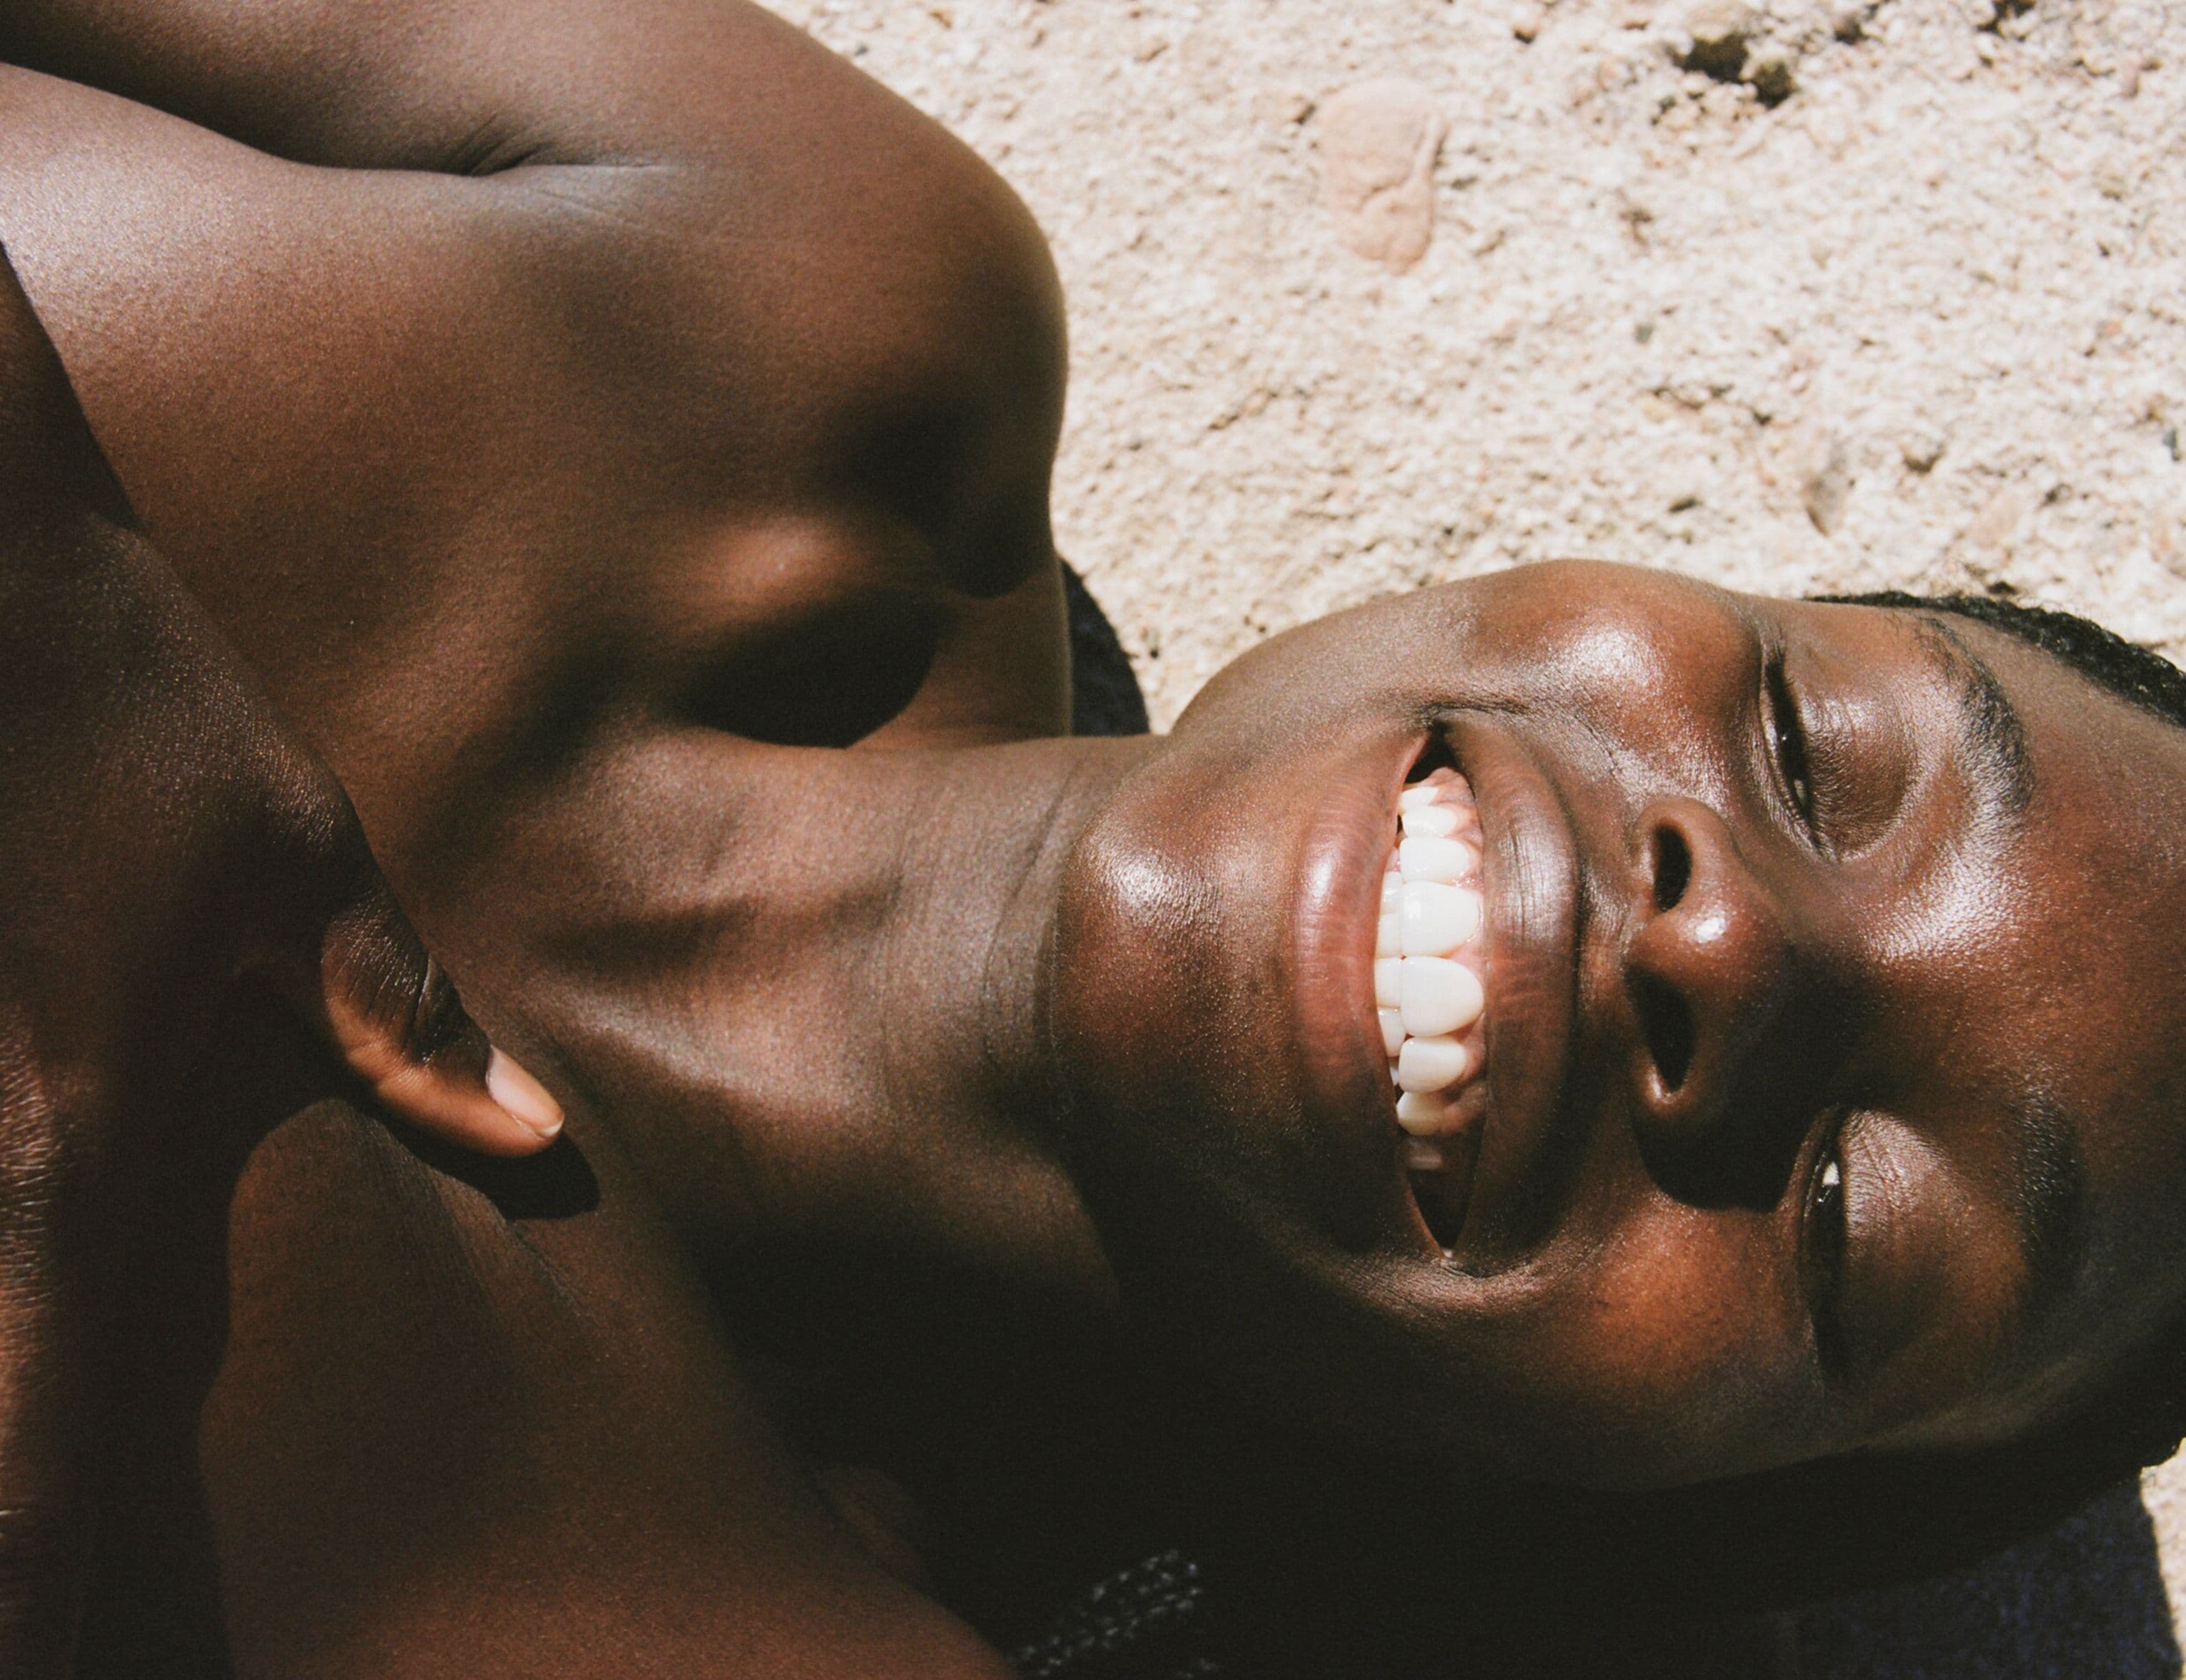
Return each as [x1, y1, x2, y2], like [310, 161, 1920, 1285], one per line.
[1284, 716, 1582, 1264]
[1286, 726, 1438, 1251]
[1438, 715, 1583, 1269]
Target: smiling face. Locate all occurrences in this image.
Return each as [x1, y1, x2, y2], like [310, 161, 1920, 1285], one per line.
[1049, 561, 2186, 1491]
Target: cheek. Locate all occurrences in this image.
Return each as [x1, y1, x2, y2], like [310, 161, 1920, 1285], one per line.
[1507, 1203, 1816, 1483]
[1525, 616, 1678, 711]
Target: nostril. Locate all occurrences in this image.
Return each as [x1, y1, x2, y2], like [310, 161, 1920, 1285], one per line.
[1651, 825, 1692, 913]
[1632, 972, 1696, 1094]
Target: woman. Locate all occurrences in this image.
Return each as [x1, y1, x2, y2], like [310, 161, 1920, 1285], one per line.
[2, 1, 2182, 1674]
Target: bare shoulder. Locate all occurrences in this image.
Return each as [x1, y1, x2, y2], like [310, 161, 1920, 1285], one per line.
[0, 0, 1066, 572]
[203, 1099, 1015, 1678]
[0, 2, 1069, 770]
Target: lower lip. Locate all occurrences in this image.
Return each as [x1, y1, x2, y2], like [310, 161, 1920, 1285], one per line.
[1435, 717, 1582, 1268]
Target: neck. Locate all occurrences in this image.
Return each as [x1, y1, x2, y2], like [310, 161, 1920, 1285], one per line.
[434, 726, 1235, 1580]
[746, 734, 1148, 1319]
[464, 729, 1157, 1377]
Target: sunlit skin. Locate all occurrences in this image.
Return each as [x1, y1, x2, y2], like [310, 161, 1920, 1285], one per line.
[1052, 568, 2186, 1490]
[4, 1, 2186, 1672]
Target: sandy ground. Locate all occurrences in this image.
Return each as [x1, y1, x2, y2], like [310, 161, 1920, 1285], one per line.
[769, 0, 2186, 1650]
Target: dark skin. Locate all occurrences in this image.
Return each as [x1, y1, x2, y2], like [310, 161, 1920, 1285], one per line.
[0, 256, 563, 1675]
[1052, 569, 2186, 1491]
[3, 0, 2185, 1672]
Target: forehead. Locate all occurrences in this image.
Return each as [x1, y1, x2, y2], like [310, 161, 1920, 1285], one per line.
[1836, 609, 2186, 1424]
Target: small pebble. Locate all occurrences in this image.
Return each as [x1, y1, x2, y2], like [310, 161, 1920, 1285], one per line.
[1682, 0, 1756, 80]
[1748, 54, 1795, 104]
[1899, 427, 1946, 474]
[1800, 432, 1853, 534]
[1967, 487, 2028, 556]
[2149, 505, 2185, 579]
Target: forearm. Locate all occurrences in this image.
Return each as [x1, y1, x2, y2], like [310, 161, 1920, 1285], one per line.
[0, 267, 250, 1677]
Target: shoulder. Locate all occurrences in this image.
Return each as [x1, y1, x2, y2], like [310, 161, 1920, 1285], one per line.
[203, 1099, 1018, 1678]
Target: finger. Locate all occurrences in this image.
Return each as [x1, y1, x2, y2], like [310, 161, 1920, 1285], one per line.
[317, 881, 563, 1156]
[0, 243, 137, 526]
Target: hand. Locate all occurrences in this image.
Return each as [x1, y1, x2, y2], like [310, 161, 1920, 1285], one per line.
[0, 243, 557, 1676]
[0, 243, 561, 1163]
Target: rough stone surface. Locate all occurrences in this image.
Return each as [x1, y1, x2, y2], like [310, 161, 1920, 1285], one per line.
[2149, 1461, 2186, 1650]
[768, 0, 2186, 1651]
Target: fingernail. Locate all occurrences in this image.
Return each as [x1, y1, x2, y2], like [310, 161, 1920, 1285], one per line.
[486, 1047, 564, 1140]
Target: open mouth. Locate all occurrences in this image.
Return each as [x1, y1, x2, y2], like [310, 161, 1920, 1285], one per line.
[1380, 742, 1491, 1252]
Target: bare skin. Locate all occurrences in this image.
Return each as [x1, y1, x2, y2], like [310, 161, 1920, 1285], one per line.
[0, 3, 1127, 1672]
[5, 1, 2186, 1675]
[0, 0, 1107, 1311]
[0, 258, 562, 1676]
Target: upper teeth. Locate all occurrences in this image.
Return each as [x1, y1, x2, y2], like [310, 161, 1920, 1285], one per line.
[1377, 768, 1488, 1141]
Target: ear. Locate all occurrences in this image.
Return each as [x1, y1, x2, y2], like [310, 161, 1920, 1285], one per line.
[0, 241, 136, 527]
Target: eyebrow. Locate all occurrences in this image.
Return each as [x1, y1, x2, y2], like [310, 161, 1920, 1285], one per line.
[1906, 624, 2082, 1309]
[1908, 617, 2035, 832]
[2005, 1089, 2090, 1320]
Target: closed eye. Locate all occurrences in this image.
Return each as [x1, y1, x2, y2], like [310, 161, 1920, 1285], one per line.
[1764, 656, 1816, 831]
[1804, 1140, 1851, 1375]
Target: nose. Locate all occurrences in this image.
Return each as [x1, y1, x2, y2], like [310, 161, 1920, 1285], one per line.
[1622, 798, 1793, 1146]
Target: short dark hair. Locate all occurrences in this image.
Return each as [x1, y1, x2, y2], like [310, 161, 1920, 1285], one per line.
[1819, 589, 2186, 735]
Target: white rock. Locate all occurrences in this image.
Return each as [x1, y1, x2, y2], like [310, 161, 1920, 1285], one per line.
[1799, 432, 1854, 535]
[1681, 0, 1757, 78]
[1900, 427, 1946, 474]
[1317, 79, 1450, 273]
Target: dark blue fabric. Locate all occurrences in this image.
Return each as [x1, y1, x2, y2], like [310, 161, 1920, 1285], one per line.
[1064, 564, 1149, 738]
[1796, 1479, 2179, 1680]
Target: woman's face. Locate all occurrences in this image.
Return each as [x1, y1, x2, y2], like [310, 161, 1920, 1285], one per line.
[1051, 562, 2186, 1490]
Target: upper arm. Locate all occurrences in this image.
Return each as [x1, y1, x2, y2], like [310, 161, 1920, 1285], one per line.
[2, 0, 1071, 788]
[0, 0, 1066, 576]
[0, 0, 818, 174]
